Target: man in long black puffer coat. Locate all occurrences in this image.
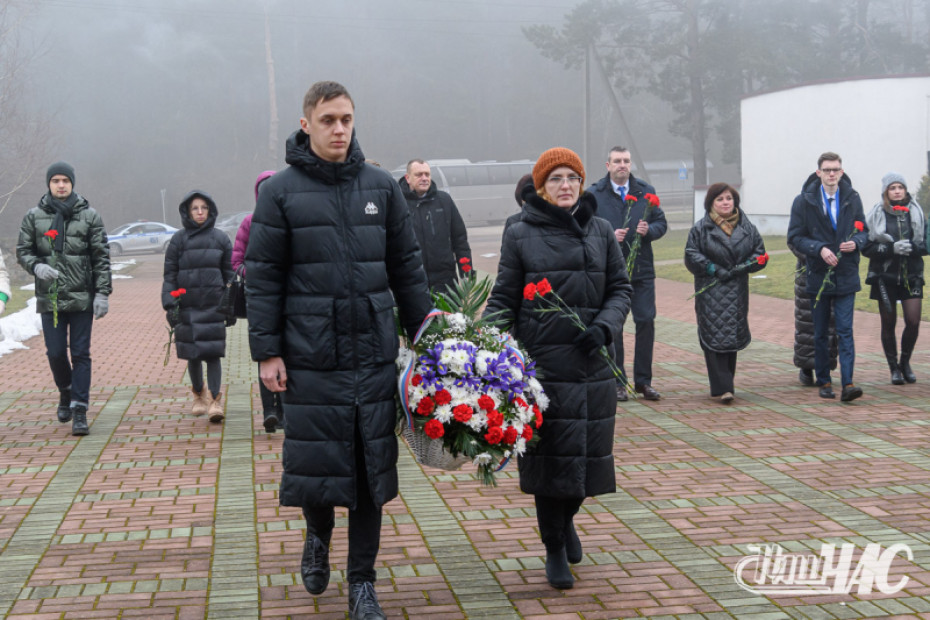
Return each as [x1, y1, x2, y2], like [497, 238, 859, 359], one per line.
[245, 81, 431, 620]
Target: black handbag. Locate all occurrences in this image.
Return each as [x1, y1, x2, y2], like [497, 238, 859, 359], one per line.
[221, 265, 248, 320]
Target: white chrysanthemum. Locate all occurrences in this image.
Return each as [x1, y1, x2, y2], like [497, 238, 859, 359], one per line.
[513, 437, 527, 457]
[466, 414, 485, 432]
[446, 313, 468, 333]
[409, 385, 428, 402]
[396, 347, 415, 370]
[448, 385, 471, 404]
[534, 391, 550, 411]
[473, 453, 492, 466]
[434, 405, 453, 424]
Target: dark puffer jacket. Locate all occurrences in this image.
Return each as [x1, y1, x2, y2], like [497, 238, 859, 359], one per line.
[161, 191, 233, 360]
[787, 173, 868, 296]
[245, 129, 431, 510]
[684, 210, 766, 353]
[484, 192, 632, 500]
[399, 178, 471, 294]
[587, 173, 667, 282]
[861, 197, 926, 293]
[790, 245, 837, 370]
[16, 193, 112, 313]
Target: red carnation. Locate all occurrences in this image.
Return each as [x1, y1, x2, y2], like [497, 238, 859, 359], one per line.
[503, 426, 519, 445]
[625, 194, 637, 204]
[178, 288, 187, 295]
[644, 193, 661, 207]
[44, 230, 59, 240]
[512, 396, 528, 409]
[416, 396, 436, 416]
[533, 405, 543, 429]
[461, 264, 472, 273]
[484, 426, 503, 445]
[424, 419, 444, 439]
[434, 389, 451, 406]
[893, 205, 910, 213]
[411, 374, 423, 387]
[452, 403, 473, 423]
[459, 257, 470, 264]
[757, 252, 769, 266]
[170, 288, 186, 298]
[523, 282, 537, 300]
[477, 394, 495, 411]
[536, 278, 552, 296]
[522, 425, 533, 441]
[486, 409, 503, 427]
[854, 220, 864, 232]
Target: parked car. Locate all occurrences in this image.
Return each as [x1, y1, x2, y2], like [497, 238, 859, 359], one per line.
[216, 211, 251, 242]
[108, 221, 179, 257]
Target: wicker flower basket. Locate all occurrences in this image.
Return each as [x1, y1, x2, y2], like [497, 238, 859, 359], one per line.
[401, 426, 471, 471]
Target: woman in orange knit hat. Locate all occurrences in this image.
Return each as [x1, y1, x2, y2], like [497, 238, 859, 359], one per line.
[484, 147, 632, 590]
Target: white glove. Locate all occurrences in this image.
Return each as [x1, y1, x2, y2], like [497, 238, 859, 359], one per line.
[893, 239, 913, 256]
[34, 263, 60, 280]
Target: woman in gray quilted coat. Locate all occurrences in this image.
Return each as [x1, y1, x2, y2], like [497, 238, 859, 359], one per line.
[685, 183, 766, 403]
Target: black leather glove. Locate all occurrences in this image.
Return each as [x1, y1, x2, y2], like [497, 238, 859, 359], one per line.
[225, 316, 237, 327]
[715, 266, 733, 281]
[166, 311, 180, 328]
[573, 325, 607, 355]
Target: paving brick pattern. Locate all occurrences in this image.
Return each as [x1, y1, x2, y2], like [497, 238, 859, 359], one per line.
[3, 255, 930, 618]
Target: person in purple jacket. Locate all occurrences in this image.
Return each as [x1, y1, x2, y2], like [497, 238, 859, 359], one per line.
[232, 170, 281, 432]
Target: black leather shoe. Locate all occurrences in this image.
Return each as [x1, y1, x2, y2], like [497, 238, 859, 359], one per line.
[635, 384, 661, 400]
[301, 534, 330, 595]
[71, 405, 89, 436]
[900, 357, 917, 383]
[818, 384, 835, 399]
[890, 367, 905, 385]
[841, 384, 863, 402]
[545, 546, 574, 589]
[348, 581, 386, 620]
[616, 385, 629, 402]
[262, 409, 280, 433]
[564, 522, 582, 564]
[798, 369, 814, 386]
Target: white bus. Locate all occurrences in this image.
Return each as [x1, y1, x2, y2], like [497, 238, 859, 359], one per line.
[392, 159, 534, 227]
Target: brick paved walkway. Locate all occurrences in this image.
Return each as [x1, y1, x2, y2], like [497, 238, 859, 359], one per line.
[3, 253, 930, 619]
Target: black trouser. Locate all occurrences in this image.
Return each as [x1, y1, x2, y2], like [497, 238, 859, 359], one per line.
[303, 424, 382, 584]
[617, 278, 656, 387]
[188, 358, 222, 398]
[257, 363, 282, 412]
[534, 495, 584, 551]
[42, 311, 93, 406]
[703, 348, 737, 396]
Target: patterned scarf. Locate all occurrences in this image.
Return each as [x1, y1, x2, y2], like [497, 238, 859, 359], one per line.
[710, 208, 740, 236]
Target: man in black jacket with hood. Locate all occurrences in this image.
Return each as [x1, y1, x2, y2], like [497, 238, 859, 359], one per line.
[787, 152, 868, 402]
[399, 159, 472, 295]
[245, 81, 431, 620]
[588, 146, 667, 401]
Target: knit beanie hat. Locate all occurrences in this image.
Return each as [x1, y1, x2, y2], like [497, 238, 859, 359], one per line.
[46, 161, 75, 187]
[881, 172, 907, 196]
[532, 147, 585, 190]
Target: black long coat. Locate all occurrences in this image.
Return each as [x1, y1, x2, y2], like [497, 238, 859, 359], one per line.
[399, 178, 472, 293]
[245, 130, 431, 510]
[161, 191, 233, 361]
[790, 245, 837, 370]
[484, 192, 632, 500]
[684, 210, 766, 353]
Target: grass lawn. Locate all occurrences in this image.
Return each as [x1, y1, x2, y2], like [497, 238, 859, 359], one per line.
[652, 228, 930, 321]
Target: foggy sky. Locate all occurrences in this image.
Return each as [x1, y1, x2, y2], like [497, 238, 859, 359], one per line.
[10, 0, 691, 229]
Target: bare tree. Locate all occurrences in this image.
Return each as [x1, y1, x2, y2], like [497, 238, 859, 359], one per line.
[0, 0, 53, 221]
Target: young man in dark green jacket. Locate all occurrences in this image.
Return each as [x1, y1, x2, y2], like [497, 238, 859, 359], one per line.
[16, 162, 112, 435]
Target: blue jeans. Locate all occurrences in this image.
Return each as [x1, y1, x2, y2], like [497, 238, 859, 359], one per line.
[41, 311, 93, 405]
[812, 293, 855, 387]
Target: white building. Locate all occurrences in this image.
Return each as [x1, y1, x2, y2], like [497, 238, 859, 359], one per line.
[740, 75, 930, 234]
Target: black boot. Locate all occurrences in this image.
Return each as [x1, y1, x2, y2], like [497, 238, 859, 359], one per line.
[544, 545, 574, 589]
[348, 582, 386, 620]
[57, 388, 72, 423]
[887, 355, 905, 385]
[900, 352, 917, 383]
[71, 404, 89, 436]
[564, 521, 582, 564]
[300, 533, 330, 595]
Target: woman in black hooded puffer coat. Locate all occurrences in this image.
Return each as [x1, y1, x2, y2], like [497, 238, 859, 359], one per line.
[162, 190, 233, 422]
[484, 147, 632, 591]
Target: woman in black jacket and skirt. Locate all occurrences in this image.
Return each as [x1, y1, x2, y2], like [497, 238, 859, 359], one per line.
[162, 190, 234, 422]
[484, 147, 632, 590]
[861, 172, 926, 384]
[685, 183, 766, 403]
